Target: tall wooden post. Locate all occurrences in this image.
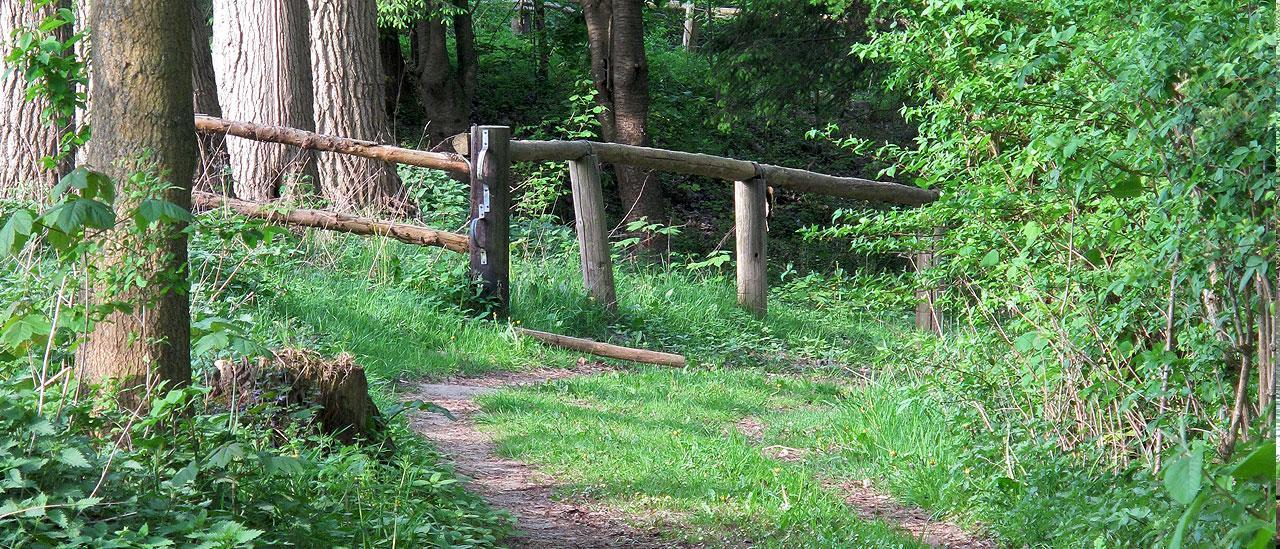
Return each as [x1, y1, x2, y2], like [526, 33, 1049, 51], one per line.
[681, 4, 698, 50]
[914, 227, 942, 334]
[735, 176, 767, 317]
[469, 125, 512, 316]
[569, 154, 617, 310]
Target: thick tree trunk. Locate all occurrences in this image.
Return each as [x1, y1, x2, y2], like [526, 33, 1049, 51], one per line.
[309, 0, 407, 213]
[580, 0, 666, 248]
[191, 0, 230, 194]
[579, 0, 615, 141]
[213, 0, 317, 201]
[379, 28, 408, 122]
[413, 9, 468, 145]
[609, 0, 665, 233]
[0, 1, 68, 201]
[453, 0, 477, 118]
[78, 0, 196, 408]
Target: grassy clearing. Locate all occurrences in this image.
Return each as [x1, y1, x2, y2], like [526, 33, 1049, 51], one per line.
[476, 367, 922, 547]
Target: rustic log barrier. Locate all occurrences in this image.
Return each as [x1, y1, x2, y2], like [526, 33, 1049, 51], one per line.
[515, 328, 686, 367]
[194, 116, 469, 175]
[192, 116, 940, 320]
[508, 140, 939, 206]
[192, 192, 470, 253]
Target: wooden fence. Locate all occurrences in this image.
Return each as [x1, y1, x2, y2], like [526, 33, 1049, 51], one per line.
[193, 116, 938, 320]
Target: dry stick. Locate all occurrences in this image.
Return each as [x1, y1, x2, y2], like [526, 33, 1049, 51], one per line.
[193, 116, 470, 174]
[515, 327, 687, 367]
[191, 192, 470, 253]
[509, 140, 940, 206]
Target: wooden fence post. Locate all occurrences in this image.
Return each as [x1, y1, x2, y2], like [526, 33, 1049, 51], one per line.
[914, 227, 942, 334]
[469, 125, 512, 317]
[569, 154, 617, 310]
[735, 176, 767, 317]
[681, 4, 698, 50]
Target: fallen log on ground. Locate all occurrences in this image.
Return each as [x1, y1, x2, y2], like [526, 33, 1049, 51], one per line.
[194, 116, 470, 175]
[193, 191, 470, 253]
[507, 140, 939, 206]
[515, 327, 687, 367]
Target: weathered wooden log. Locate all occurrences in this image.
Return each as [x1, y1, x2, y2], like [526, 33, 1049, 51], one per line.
[508, 140, 939, 206]
[515, 327, 687, 367]
[192, 191, 469, 253]
[194, 115, 469, 174]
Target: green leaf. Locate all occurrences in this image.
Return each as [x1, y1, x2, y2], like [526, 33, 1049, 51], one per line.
[50, 198, 115, 233]
[1168, 489, 1208, 549]
[1229, 441, 1275, 479]
[136, 199, 194, 228]
[1111, 174, 1144, 199]
[1163, 446, 1203, 505]
[979, 249, 1000, 268]
[58, 447, 90, 468]
[0, 209, 35, 255]
[171, 461, 198, 485]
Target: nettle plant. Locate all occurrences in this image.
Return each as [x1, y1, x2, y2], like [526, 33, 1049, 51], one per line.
[808, 0, 1274, 541]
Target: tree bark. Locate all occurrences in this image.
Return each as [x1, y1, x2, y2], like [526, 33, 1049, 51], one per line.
[78, 0, 196, 407]
[309, 0, 407, 213]
[379, 28, 408, 122]
[213, 0, 317, 201]
[453, 0, 477, 118]
[608, 0, 665, 233]
[0, 1, 68, 201]
[191, 0, 230, 194]
[413, 5, 468, 145]
[579, 0, 666, 247]
[579, 0, 615, 140]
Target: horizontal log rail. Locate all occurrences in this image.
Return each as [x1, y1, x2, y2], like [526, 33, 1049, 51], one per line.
[508, 140, 939, 206]
[515, 327, 687, 367]
[192, 191, 470, 253]
[194, 116, 469, 175]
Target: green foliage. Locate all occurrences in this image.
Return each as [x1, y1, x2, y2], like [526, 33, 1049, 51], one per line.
[3, 0, 89, 167]
[0, 367, 510, 546]
[814, 0, 1274, 487]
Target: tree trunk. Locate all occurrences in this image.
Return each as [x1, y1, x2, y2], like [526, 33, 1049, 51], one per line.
[212, 0, 317, 201]
[191, 0, 230, 195]
[609, 0, 665, 235]
[0, 1, 68, 201]
[309, 0, 407, 213]
[413, 8, 468, 145]
[453, 0, 477, 119]
[579, 0, 615, 141]
[533, 0, 549, 83]
[379, 28, 408, 122]
[78, 0, 196, 408]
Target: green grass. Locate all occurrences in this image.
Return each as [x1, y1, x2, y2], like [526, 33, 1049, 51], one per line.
[213, 227, 1163, 547]
[476, 367, 923, 547]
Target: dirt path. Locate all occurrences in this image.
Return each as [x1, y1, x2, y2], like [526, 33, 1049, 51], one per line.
[400, 365, 685, 549]
[737, 417, 997, 549]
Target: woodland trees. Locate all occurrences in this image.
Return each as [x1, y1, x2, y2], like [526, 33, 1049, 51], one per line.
[0, 1, 68, 200]
[191, 0, 228, 193]
[78, 0, 196, 405]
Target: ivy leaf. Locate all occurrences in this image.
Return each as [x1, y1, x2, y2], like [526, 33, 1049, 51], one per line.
[1163, 446, 1203, 505]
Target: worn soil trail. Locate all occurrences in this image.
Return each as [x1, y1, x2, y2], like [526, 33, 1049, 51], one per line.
[400, 365, 686, 549]
[737, 416, 998, 549]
